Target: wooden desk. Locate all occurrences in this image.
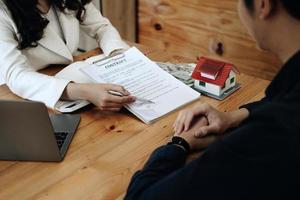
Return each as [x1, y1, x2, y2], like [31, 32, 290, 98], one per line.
[0, 45, 270, 200]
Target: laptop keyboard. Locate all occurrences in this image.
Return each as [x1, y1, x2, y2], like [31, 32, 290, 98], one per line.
[54, 132, 69, 150]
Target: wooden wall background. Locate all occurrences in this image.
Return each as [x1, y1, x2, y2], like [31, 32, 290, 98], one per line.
[101, 0, 137, 42]
[138, 0, 282, 80]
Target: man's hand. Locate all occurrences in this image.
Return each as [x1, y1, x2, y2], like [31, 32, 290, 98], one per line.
[176, 117, 219, 151]
[173, 103, 249, 137]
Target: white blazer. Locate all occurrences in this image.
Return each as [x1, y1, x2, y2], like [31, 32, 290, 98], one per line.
[0, 1, 129, 108]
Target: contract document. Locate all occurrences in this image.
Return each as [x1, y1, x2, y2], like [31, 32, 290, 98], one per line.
[80, 47, 200, 124]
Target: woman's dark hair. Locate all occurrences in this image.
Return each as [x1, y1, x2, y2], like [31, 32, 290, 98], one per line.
[244, 0, 300, 20]
[3, 0, 92, 50]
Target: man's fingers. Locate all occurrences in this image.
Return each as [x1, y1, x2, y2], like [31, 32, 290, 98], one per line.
[175, 122, 185, 136]
[173, 114, 181, 129]
[183, 113, 194, 131]
[194, 125, 219, 138]
[173, 119, 180, 133]
[193, 103, 212, 116]
[173, 112, 185, 134]
[175, 103, 212, 134]
[175, 118, 185, 135]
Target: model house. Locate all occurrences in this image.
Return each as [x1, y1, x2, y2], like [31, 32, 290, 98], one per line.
[192, 57, 239, 98]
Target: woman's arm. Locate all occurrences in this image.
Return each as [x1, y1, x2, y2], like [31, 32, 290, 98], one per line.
[0, 10, 70, 108]
[79, 3, 130, 56]
[0, 9, 135, 110]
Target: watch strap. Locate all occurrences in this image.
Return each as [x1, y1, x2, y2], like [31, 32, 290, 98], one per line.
[167, 136, 191, 153]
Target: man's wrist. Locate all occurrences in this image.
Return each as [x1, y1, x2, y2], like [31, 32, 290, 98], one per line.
[228, 108, 250, 128]
[167, 136, 191, 153]
[171, 144, 188, 152]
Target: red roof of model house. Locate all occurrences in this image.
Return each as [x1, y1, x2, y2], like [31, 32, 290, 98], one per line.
[192, 57, 239, 87]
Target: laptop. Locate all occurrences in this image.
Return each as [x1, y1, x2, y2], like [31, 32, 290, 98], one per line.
[0, 100, 81, 162]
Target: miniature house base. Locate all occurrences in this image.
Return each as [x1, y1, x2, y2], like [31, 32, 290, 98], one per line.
[194, 71, 236, 97]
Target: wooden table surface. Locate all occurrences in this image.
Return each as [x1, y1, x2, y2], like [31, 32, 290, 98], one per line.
[0, 44, 270, 200]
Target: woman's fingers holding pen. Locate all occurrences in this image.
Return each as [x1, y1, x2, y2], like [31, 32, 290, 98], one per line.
[103, 84, 130, 96]
[103, 84, 136, 103]
[104, 94, 136, 104]
[98, 95, 134, 111]
[85, 83, 135, 112]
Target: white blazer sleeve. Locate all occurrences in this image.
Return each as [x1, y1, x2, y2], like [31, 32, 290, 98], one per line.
[0, 11, 70, 108]
[80, 3, 130, 56]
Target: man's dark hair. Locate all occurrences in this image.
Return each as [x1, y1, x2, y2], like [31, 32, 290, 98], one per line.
[244, 0, 300, 20]
[3, 0, 92, 50]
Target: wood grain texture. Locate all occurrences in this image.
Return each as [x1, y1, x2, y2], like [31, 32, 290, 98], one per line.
[138, 0, 282, 80]
[102, 0, 137, 42]
[0, 44, 270, 200]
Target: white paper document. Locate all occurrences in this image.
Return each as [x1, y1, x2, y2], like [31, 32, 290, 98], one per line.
[81, 47, 200, 124]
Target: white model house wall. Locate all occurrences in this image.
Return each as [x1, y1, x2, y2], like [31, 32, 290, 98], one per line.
[194, 71, 236, 96]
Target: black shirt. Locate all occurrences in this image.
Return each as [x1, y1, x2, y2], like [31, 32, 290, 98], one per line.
[124, 50, 300, 200]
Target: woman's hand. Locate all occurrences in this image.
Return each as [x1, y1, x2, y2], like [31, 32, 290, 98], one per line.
[63, 83, 136, 112]
[173, 103, 249, 137]
[85, 83, 136, 111]
[176, 117, 219, 151]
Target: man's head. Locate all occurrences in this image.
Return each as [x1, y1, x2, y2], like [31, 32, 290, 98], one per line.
[238, 0, 300, 53]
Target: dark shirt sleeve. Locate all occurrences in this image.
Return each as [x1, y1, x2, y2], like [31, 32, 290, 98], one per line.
[124, 102, 300, 200]
[124, 145, 187, 200]
[239, 97, 267, 113]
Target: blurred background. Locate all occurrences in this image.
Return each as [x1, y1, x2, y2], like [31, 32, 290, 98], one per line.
[83, 0, 282, 80]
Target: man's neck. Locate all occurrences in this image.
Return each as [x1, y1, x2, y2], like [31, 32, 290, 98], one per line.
[277, 41, 300, 64]
[269, 17, 300, 63]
